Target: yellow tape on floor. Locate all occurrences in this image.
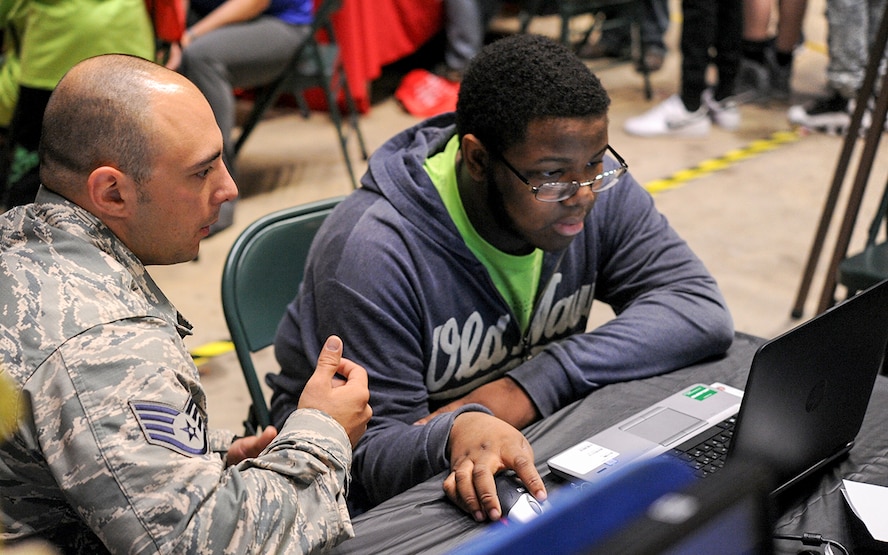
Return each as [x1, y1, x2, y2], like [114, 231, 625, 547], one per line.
[644, 129, 802, 195]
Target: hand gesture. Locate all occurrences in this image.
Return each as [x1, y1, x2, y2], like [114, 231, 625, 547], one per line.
[297, 335, 372, 447]
[445, 412, 546, 522]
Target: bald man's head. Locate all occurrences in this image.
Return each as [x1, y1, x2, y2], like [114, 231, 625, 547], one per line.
[38, 54, 199, 199]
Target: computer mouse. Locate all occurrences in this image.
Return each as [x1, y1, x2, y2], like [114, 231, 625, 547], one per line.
[494, 471, 546, 523]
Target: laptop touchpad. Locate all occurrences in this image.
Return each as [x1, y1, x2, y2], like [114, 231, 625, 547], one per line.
[620, 408, 704, 445]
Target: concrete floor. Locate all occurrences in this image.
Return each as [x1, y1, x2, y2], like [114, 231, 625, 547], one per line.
[148, 1, 888, 434]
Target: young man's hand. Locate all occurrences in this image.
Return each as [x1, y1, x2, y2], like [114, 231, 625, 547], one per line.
[444, 412, 547, 522]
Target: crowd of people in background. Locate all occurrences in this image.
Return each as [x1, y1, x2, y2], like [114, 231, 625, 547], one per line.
[1, 0, 886, 206]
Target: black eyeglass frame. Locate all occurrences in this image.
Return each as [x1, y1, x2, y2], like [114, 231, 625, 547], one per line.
[496, 144, 629, 202]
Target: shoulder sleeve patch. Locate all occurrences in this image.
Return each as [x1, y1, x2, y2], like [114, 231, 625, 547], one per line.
[129, 397, 209, 456]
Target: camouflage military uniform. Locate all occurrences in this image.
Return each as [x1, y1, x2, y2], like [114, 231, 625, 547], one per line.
[0, 188, 355, 553]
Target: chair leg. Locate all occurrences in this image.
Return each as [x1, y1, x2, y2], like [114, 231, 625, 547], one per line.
[338, 65, 368, 161]
[233, 81, 286, 157]
[559, 7, 572, 44]
[320, 79, 360, 189]
[629, 4, 653, 100]
[518, 0, 545, 33]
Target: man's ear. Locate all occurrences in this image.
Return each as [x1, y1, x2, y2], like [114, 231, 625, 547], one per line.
[86, 166, 135, 219]
[460, 134, 490, 183]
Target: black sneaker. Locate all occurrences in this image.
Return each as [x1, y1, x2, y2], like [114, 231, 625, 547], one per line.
[787, 91, 852, 134]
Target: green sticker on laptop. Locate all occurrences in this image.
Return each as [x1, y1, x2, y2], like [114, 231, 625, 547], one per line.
[685, 385, 717, 401]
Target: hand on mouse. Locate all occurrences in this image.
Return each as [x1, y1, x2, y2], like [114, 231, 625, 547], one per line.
[444, 412, 547, 522]
[494, 471, 547, 522]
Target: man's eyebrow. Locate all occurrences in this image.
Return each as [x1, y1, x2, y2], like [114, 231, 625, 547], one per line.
[186, 150, 223, 172]
[535, 146, 609, 165]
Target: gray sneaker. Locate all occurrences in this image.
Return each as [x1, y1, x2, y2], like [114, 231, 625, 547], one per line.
[702, 89, 741, 131]
[735, 58, 771, 103]
[769, 59, 792, 102]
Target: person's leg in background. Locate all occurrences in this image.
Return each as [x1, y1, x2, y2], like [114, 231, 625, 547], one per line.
[737, 0, 808, 103]
[787, 0, 885, 133]
[712, 0, 744, 102]
[178, 16, 310, 234]
[638, 0, 670, 72]
[439, 0, 502, 81]
[678, 0, 716, 112]
[771, 0, 809, 99]
[623, 0, 715, 137]
[441, 0, 483, 81]
[702, 0, 744, 131]
[579, 0, 670, 73]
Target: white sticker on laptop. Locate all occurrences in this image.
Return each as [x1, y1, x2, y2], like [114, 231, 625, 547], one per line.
[549, 441, 619, 475]
[709, 382, 744, 398]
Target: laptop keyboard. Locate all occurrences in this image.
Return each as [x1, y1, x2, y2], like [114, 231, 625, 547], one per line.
[665, 416, 736, 478]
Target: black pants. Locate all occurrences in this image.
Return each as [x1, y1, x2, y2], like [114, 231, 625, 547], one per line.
[680, 0, 744, 107]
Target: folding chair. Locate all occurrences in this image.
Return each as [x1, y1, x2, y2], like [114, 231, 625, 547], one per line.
[232, 0, 367, 189]
[221, 196, 345, 435]
[516, 0, 653, 100]
[837, 182, 888, 297]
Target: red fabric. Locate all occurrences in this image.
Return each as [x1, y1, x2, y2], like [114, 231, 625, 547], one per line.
[145, 0, 186, 43]
[394, 69, 459, 117]
[311, 0, 444, 113]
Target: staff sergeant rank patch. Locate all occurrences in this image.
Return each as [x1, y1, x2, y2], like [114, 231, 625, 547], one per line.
[130, 397, 209, 456]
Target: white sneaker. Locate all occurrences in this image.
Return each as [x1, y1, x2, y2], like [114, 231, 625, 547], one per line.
[623, 95, 711, 137]
[702, 89, 741, 131]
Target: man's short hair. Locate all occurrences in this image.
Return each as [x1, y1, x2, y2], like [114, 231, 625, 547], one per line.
[39, 55, 159, 194]
[456, 33, 611, 155]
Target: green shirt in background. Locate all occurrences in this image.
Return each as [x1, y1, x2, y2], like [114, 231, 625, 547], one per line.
[0, 0, 155, 126]
[425, 135, 543, 332]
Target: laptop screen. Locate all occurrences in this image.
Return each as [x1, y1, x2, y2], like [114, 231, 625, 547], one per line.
[446, 457, 774, 555]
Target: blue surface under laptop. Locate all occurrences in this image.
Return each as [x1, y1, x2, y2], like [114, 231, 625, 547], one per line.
[446, 456, 774, 555]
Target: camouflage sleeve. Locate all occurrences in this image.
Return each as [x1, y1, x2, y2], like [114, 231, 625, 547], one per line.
[25, 317, 354, 554]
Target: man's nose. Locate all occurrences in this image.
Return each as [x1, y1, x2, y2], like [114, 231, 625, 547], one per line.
[562, 181, 596, 207]
[217, 170, 239, 203]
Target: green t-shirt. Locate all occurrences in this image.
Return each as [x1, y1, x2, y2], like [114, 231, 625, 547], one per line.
[425, 135, 543, 332]
[0, 0, 155, 124]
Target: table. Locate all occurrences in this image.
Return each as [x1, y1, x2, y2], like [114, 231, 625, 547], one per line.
[331, 332, 888, 554]
[320, 0, 444, 113]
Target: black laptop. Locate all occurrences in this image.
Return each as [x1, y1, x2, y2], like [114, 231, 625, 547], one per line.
[549, 278, 888, 496]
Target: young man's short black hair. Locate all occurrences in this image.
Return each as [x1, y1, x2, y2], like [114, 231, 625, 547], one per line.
[456, 33, 611, 156]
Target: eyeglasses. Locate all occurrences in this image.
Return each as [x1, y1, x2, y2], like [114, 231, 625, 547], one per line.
[497, 145, 629, 202]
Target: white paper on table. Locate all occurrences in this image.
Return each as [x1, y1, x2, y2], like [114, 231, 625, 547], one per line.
[840, 479, 888, 542]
